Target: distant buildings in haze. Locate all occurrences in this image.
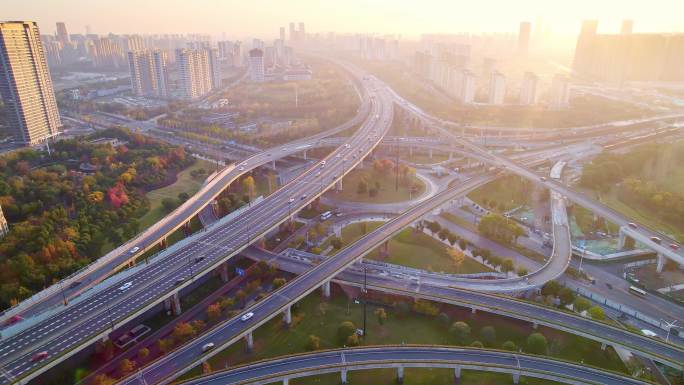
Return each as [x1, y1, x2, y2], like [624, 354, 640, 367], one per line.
[128, 49, 169, 98]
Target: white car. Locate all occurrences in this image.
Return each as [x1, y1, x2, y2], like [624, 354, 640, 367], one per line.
[202, 342, 215, 352]
[119, 282, 133, 291]
[240, 312, 254, 322]
[288, 198, 295, 203]
[238, 166, 244, 171]
[129, 246, 140, 254]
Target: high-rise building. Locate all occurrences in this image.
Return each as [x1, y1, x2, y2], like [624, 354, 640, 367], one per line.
[0, 203, 8, 239]
[232, 41, 243, 67]
[289, 22, 296, 41]
[93, 37, 124, 67]
[518, 22, 531, 55]
[488, 71, 506, 105]
[279, 27, 286, 42]
[207, 48, 221, 89]
[123, 35, 145, 53]
[461, 69, 476, 104]
[217, 40, 234, 59]
[128, 49, 168, 98]
[519, 71, 538, 105]
[549, 74, 571, 109]
[248, 48, 265, 82]
[298, 22, 305, 40]
[55, 22, 69, 45]
[176, 48, 215, 99]
[621, 20, 633, 35]
[0, 21, 62, 145]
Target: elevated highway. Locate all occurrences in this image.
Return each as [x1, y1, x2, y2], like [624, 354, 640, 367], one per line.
[181, 346, 651, 385]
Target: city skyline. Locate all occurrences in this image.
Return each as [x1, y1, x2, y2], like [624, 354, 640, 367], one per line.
[4, 0, 684, 39]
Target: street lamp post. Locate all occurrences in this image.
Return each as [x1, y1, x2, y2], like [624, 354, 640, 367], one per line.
[362, 267, 367, 339]
[661, 319, 680, 343]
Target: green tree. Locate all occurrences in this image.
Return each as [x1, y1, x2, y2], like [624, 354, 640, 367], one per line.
[306, 335, 321, 351]
[574, 297, 592, 313]
[449, 321, 471, 345]
[242, 175, 256, 199]
[357, 179, 368, 194]
[119, 358, 136, 376]
[374, 307, 387, 325]
[137, 347, 150, 360]
[330, 237, 343, 250]
[558, 287, 576, 307]
[541, 281, 562, 297]
[346, 333, 360, 346]
[588, 306, 605, 320]
[526, 332, 548, 355]
[470, 340, 484, 348]
[272, 277, 287, 289]
[337, 321, 356, 344]
[479, 326, 497, 347]
[502, 340, 517, 351]
[501, 258, 515, 273]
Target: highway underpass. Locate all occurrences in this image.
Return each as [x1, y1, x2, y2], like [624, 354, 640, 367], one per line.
[179, 346, 652, 385]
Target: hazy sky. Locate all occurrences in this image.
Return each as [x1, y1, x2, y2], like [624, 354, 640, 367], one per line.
[5, 0, 684, 39]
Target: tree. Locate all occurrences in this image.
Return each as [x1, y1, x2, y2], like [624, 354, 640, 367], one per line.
[91, 374, 116, 385]
[501, 258, 515, 274]
[374, 307, 387, 325]
[516, 267, 529, 277]
[272, 277, 287, 289]
[119, 358, 136, 376]
[426, 220, 441, 235]
[202, 361, 212, 374]
[502, 340, 517, 351]
[337, 321, 356, 343]
[459, 239, 468, 250]
[158, 338, 173, 353]
[306, 335, 321, 351]
[346, 333, 360, 346]
[330, 237, 343, 250]
[438, 228, 449, 241]
[470, 340, 484, 348]
[588, 306, 605, 320]
[446, 247, 466, 271]
[478, 213, 525, 244]
[558, 287, 576, 307]
[357, 179, 368, 195]
[161, 197, 178, 213]
[395, 301, 410, 317]
[412, 299, 439, 316]
[479, 326, 497, 347]
[242, 175, 256, 199]
[438, 312, 451, 326]
[236, 289, 247, 304]
[573, 297, 592, 313]
[526, 332, 548, 355]
[137, 347, 150, 361]
[449, 321, 471, 345]
[207, 303, 221, 321]
[172, 322, 196, 342]
[541, 281, 562, 297]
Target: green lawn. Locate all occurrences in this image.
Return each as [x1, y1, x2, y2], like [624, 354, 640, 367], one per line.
[190, 293, 626, 383]
[332, 168, 425, 203]
[468, 175, 533, 212]
[404, 152, 449, 165]
[138, 159, 214, 229]
[439, 211, 479, 232]
[366, 227, 491, 274]
[332, 222, 490, 274]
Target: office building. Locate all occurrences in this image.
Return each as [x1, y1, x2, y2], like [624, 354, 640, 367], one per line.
[93, 37, 124, 67]
[549, 74, 571, 109]
[298, 22, 305, 40]
[518, 22, 531, 55]
[248, 48, 264, 82]
[488, 71, 506, 105]
[0, 204, 8, 239]
[0, 21, 62, 145]
[123, 35, 145, 53]
[280, 27, 286, 42]
[217, 40, 233, 59]
[56, 22, 69, 45]
[461, 70, 476, 104]
[128, 49, 169, 98]
[519, 71, 538, 105]
[573, 20, 684, 82]
[207, 48, 221, 89]
[232, 41, 243, 67]
[621, 20, 633, 35]
[176, 48, 215, 99]
[289, 22, 296, 41]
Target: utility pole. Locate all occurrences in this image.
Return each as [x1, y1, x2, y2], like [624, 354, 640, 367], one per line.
[395, 147, 399, 192]
[363, 267, 367, 339]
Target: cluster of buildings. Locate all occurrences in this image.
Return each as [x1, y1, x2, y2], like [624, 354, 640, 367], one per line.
[572, 20, 684, 82]
[414, 32, 570, 108]
[246, 23, 310, 83]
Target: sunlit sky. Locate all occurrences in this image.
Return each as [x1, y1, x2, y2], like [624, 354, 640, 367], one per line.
[5, 0, 684, 39]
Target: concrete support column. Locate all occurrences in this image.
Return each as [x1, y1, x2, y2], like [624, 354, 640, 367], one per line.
[303, 150, 307, 160]
[183, 221, 192, 237]
[283, 379, 289, 385]
[532, 321, 538, 330]
[219, 263, 229, 283]
[657, 253, 666, 273]
[171, 292, 182, 315]
[322, 280, 331, 298]
[512, 373, 520, 384]
[245, 332, 254, 351]
[379, 240, 390, 257]
[283, 305, 292, 326]
[272, 160, 276, 169]
[334, 226, 342, 238]
[336, 179, 343, 192]
[453, 366, 461, 383]
[471, 307, 476, 315]
[397, 366, 404, 384]
[617, 228, 626, 250]
[341, 369, 347, 385]
[601, 342, 607, 351]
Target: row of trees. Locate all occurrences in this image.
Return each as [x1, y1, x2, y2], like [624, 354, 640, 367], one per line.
[478, 213, 525, 245]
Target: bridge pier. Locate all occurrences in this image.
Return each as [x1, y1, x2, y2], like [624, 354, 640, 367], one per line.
[512, 373, 520, 384]
[183, 221, 192, 237]
[471, 307, 476, 315]
[601, 342, 607, 351]
[341, 369, 348, 385]
[283, 305, 292, 326]
[159, 238, 168, 251]
[171, 292, 182, 315]
[303, 150, 307, 160]
[453, 366, 461, 383]
[397, 366, 404, 383]
[245, 332, 254, 351]
[283, 378, 289, 385]
[379, 240, 390, 257]
[272, 160, 276, 169]
[336, 179, 343, 192]
[322, 280, 331, 298]
[657, 253, 666, 273]
[532, 321, 538, 330]
[617, 227, 626, 250]
[219, 263, 229, 283]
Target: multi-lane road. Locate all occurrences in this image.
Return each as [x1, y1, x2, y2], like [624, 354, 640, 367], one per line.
[180, 346, 651, 385]
[0, 75, 392, 385]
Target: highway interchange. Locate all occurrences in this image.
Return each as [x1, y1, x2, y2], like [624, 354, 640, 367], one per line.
[1, 58, 683, 384]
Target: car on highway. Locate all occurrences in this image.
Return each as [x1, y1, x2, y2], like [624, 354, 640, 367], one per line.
[345, 143, 351, 148]
[300, 194, 308, 200]
[129, 246, 140, 254]
[174, 278, 186, 286]
[31, 351, 48, 362]
[195, 256, 205, 263]
[3, 315, 23, 327]
[119, 282, 133, 291]
[240, 312, 254, 322]
[288, 198, 295, 203]
[650, 236, 662, 244]
[539, 176, 547, 182]
[670, 243, 680, 250]
[238, 166, 244, 171]
[321, 160, 326, 166]
[628, 222, 638, 229]
[69, 281, 81, 289]
[202, 342, 215, 352]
